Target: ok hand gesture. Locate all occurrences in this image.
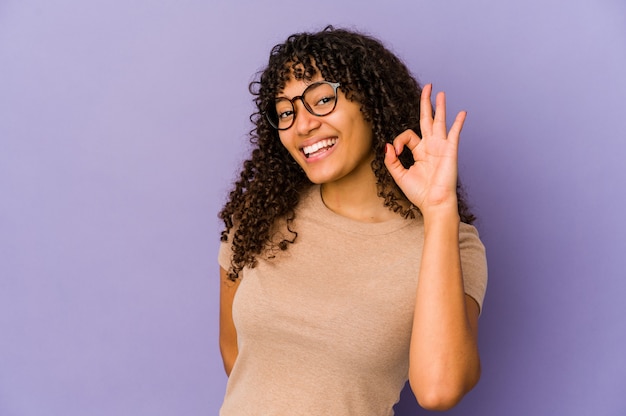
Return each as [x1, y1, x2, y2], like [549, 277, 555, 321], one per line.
[384, 84, 466, 219]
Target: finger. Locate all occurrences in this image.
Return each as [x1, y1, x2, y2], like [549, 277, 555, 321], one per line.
[392, 129, 421, 155]
[433, 91, 447, 136]
[447, 110, 467, 147]
[383, 143, 407, 182]
[419, 83, 433, 137]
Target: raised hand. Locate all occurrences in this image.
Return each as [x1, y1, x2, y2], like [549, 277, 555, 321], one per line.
[383, 84, 466, 219]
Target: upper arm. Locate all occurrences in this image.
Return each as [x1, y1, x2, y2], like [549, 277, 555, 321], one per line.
[465, 293, 481, 382]
[219, 266, 240, 376]
[465, 294, 480, 343]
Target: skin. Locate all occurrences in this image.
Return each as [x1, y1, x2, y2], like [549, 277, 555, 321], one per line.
[385, 84, 481, 409]
[278, 77, 399, 222]
[219, 81, 481, 410]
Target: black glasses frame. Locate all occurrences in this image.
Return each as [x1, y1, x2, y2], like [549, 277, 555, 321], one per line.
[265, 81, 341, 130]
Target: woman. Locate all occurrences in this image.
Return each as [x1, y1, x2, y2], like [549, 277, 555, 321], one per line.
[218, 26, 487, 415]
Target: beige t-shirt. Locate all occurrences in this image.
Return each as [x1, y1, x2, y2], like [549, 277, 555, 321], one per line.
[218, 185, 487, 415]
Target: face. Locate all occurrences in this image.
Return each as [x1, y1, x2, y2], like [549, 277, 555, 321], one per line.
[277, 77, 375, 187]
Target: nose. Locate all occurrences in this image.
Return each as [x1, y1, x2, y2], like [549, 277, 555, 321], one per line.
[293, 99, 321, 136]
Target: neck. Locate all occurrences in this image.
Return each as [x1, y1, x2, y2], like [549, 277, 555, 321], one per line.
[320, 169, 399, 223]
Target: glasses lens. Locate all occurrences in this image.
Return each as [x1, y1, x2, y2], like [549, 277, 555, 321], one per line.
[303, 82, 337, 116]
[269, 98, 294, 130]
[266, 82, 339, 130]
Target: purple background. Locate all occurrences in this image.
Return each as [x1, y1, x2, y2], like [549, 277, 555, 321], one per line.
[1, 1, 625, 415]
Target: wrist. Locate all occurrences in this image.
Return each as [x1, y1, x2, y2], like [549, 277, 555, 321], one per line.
[419, 201, 460, 225]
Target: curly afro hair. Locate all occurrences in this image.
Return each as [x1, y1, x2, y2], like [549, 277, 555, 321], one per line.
[219, 26, 475, 281]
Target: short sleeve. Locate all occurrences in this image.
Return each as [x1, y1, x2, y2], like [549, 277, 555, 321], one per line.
[459, 222, 488, 314]
[218, 234, 234, 271]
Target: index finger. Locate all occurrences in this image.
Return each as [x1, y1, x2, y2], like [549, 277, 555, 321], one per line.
[392, 129, 421, 155]
[420, 83, 434, 137]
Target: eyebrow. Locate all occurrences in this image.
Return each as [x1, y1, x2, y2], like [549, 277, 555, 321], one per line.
[276, 79, 325, 100]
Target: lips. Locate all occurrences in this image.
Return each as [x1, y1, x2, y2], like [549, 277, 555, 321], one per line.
[302, 138, 337, 158]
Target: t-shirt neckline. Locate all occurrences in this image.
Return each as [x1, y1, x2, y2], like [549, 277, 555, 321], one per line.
[303, 185, 414, 236]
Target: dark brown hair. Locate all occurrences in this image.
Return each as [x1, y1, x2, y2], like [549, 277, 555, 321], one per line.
[219, 26, 475, 280]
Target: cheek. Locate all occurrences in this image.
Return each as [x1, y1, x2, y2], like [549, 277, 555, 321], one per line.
[351, 120, 375, 149]
[277, 133, 290, 151]
[278, 134, 302, 160]
[277, 129, 291, 144]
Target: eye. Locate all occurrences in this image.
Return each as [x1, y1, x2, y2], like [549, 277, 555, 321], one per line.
[278, 109, 294, 120]
[316, 95, 335, 106]
[305, 82, 337, 112]
[274, 99, 294, 121]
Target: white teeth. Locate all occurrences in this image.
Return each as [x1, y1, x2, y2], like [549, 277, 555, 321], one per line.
[303, 138, 337, 157]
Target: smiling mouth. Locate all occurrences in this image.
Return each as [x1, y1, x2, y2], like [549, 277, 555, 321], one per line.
[302, 138, 337, 158]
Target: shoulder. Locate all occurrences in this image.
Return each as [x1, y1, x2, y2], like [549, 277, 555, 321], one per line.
[459, 222, 486, 255]
[218, 227, 237, 271]
[458, 221, 488, 312]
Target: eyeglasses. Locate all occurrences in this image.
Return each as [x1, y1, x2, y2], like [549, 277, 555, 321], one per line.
[266, 81, 341, 130]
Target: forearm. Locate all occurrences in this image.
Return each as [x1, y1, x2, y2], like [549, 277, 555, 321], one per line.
[408, 209, 480, 409]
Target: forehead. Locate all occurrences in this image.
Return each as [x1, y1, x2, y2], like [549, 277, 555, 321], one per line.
[275, 59, 325, 96]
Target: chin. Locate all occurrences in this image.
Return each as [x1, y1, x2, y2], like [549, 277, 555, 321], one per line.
[302, 168, 342, 185]
[304, 175, 329, 185]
